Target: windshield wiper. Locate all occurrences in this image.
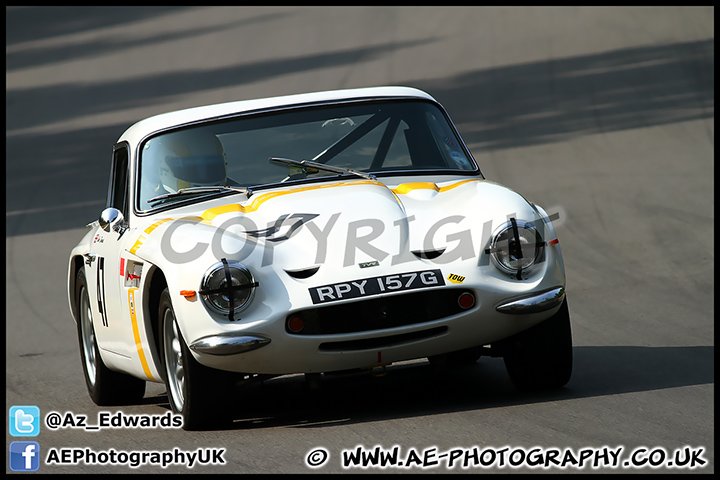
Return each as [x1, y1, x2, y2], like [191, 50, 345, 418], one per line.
[269, 157, 376, 181]
[148, 185, 252, 205]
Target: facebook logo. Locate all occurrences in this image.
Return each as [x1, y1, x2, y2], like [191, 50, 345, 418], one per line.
[9, 441, 41, 472]
[9, 406, 40, 437]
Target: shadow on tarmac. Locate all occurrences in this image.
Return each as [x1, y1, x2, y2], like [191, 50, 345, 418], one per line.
[140, 345, 714, 431]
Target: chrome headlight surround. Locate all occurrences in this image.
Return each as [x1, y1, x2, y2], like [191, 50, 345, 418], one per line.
[199, 259, 257, 320]
[488, 219, 544, 278]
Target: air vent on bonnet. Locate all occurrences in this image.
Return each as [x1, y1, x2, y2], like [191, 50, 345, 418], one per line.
[284, 266, 320, 279]
[411, 248, 445, 260]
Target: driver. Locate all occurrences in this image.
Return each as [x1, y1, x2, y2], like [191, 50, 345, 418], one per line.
[141, 129, 227, 207]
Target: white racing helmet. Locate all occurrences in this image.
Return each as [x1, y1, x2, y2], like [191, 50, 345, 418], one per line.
[147, 129, 227, 194]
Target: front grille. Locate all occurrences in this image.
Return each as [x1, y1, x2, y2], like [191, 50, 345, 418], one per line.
[286, 288, 474, 335]
[319, 326, 448, 352]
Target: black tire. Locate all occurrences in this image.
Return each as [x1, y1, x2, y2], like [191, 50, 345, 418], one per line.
[502, 298, 573, 391]
[158, 288, 234, 430]
[75, 268, 146, 405]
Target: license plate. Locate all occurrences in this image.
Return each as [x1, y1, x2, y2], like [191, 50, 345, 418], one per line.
[309, 269, 445, 305]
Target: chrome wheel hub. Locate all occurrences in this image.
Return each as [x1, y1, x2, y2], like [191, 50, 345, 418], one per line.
[79, 285, 96, 387]
[163, 309, 185, 412]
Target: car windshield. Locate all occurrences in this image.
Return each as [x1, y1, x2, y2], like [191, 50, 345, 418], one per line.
[137, 99, 476, 211]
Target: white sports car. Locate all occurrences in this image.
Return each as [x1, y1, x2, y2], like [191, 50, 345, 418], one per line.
[67, 86, 571, 430]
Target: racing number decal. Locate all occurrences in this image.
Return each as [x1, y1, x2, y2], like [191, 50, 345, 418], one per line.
[96, 257, 109, 327]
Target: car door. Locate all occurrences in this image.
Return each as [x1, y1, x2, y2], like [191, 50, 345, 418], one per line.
[86, 144, 137, 362]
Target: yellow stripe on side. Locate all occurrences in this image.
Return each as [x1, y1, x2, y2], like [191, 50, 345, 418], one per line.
[436, 178, 481, 192]
[128, 218, 174, 254]
[392, 182, 440, 195]
[144, 217, 174, 234]
[128, 287, 157, 382]
[127, 179, 479, 255]
[391, 179, 480, 195]
[128, 235, 145, 255]
[201, 180, 386, 221]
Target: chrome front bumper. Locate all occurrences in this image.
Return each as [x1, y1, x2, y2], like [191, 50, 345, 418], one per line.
[189, 333, 271, 355]
[495, 286, 565, 315]
[190, 286, 565, 369]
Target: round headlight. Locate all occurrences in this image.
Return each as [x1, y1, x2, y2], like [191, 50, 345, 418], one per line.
[200, 260, 256, 319]
[489, 220, 543, 277]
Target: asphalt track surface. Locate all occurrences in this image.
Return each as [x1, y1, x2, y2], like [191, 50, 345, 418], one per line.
[6, 6, 713, 474]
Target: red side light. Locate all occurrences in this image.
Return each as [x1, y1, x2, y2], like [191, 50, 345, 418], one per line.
[288, 315, 304, 333]
[458, 292, 475, 309]
[549, 238, 559, 246]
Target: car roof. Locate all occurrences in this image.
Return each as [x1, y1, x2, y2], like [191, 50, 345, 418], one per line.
[117, 86, 436, 146]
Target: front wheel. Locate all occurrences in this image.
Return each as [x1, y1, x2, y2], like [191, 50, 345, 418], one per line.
[75, 268, 145, 405]
[502, 298, 573, 391]
[159, 289, 234, 430]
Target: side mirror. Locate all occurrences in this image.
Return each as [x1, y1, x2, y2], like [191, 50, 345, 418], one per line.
[99, 207, 128, 235]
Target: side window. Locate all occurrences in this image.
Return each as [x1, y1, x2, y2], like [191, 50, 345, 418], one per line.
[107, 145, 129, 216]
